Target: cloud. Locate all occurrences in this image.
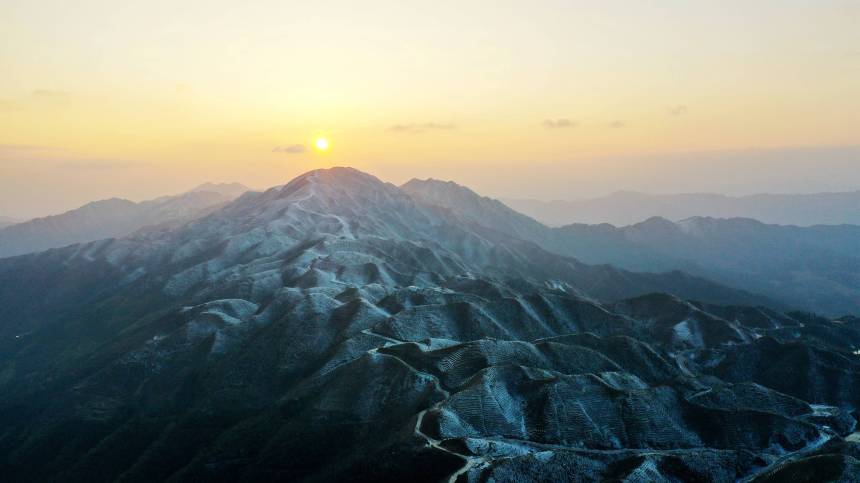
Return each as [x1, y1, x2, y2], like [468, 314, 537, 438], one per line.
[273, 144, 307, 154]
[387, 122, 456, 133]
[543, 118, 577, 129]
[667, 105, 688, 116]
[609, 120, 627, 128]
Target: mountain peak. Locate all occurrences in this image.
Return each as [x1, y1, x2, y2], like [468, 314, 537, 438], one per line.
[633, 216, 678, 229]
[274, 167, 396, 201]
[294, 166, 382, 184]
[197, 166, 438, 245]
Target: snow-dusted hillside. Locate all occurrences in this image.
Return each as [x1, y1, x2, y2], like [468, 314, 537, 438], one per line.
[0, 167, 857, 482]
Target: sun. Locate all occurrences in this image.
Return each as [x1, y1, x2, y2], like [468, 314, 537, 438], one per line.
[314, 137, 330, 151]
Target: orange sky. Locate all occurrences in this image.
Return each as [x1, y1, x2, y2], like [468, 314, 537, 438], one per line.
[2, 1, 859, 217]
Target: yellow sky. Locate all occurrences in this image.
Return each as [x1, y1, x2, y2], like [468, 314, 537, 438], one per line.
[1, 0, 859, 216]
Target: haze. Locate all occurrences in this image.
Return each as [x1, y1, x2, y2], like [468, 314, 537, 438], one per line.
[2, 0, 859, 218]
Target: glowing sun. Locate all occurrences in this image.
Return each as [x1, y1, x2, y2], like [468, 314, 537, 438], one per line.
[314, 137, 330, 151]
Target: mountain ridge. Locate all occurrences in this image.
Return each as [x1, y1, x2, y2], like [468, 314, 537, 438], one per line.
[407, 177, 860, 315]
[0, 182, 250, 258]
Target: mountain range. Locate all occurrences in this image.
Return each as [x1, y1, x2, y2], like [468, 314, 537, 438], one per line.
[550, 216, 860, 316]
[0, 182, 249, 258]
[1, 167, 859, 481]
[505, 190, 860, 227]
[406, 179, 860, 316]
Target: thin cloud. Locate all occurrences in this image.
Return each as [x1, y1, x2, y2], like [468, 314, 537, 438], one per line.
[543, 118, 577, 129]
[387, 122, 456, 133]
[609, 120, 627, 128]
[273, 144, 307, 154]
[667, 105, 688, 116]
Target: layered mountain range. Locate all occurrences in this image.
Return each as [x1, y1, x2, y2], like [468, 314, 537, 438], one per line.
[406, 179, 860, 316]
[550, 217, 860, 316]
[0, 182, 249, 258]
[1, 168, 858, 482]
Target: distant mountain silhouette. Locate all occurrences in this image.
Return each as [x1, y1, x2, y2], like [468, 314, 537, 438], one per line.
[408, 178, 860, 315]
[504, 190, 860, 226]
[0, 183, 250, 258]
[550, 216, 860, 316]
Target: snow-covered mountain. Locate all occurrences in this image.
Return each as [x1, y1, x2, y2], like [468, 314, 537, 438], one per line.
[0, 182, 250, 258]
[1, 167, 857, 482]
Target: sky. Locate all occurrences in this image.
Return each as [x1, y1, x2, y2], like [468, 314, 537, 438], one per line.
[1, 0, 859, 218]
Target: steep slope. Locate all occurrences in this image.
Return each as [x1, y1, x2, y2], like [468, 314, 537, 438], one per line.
[504, 189, 860, 227]
[0, 183, 249, 258]
[0, 167, 856, 482]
